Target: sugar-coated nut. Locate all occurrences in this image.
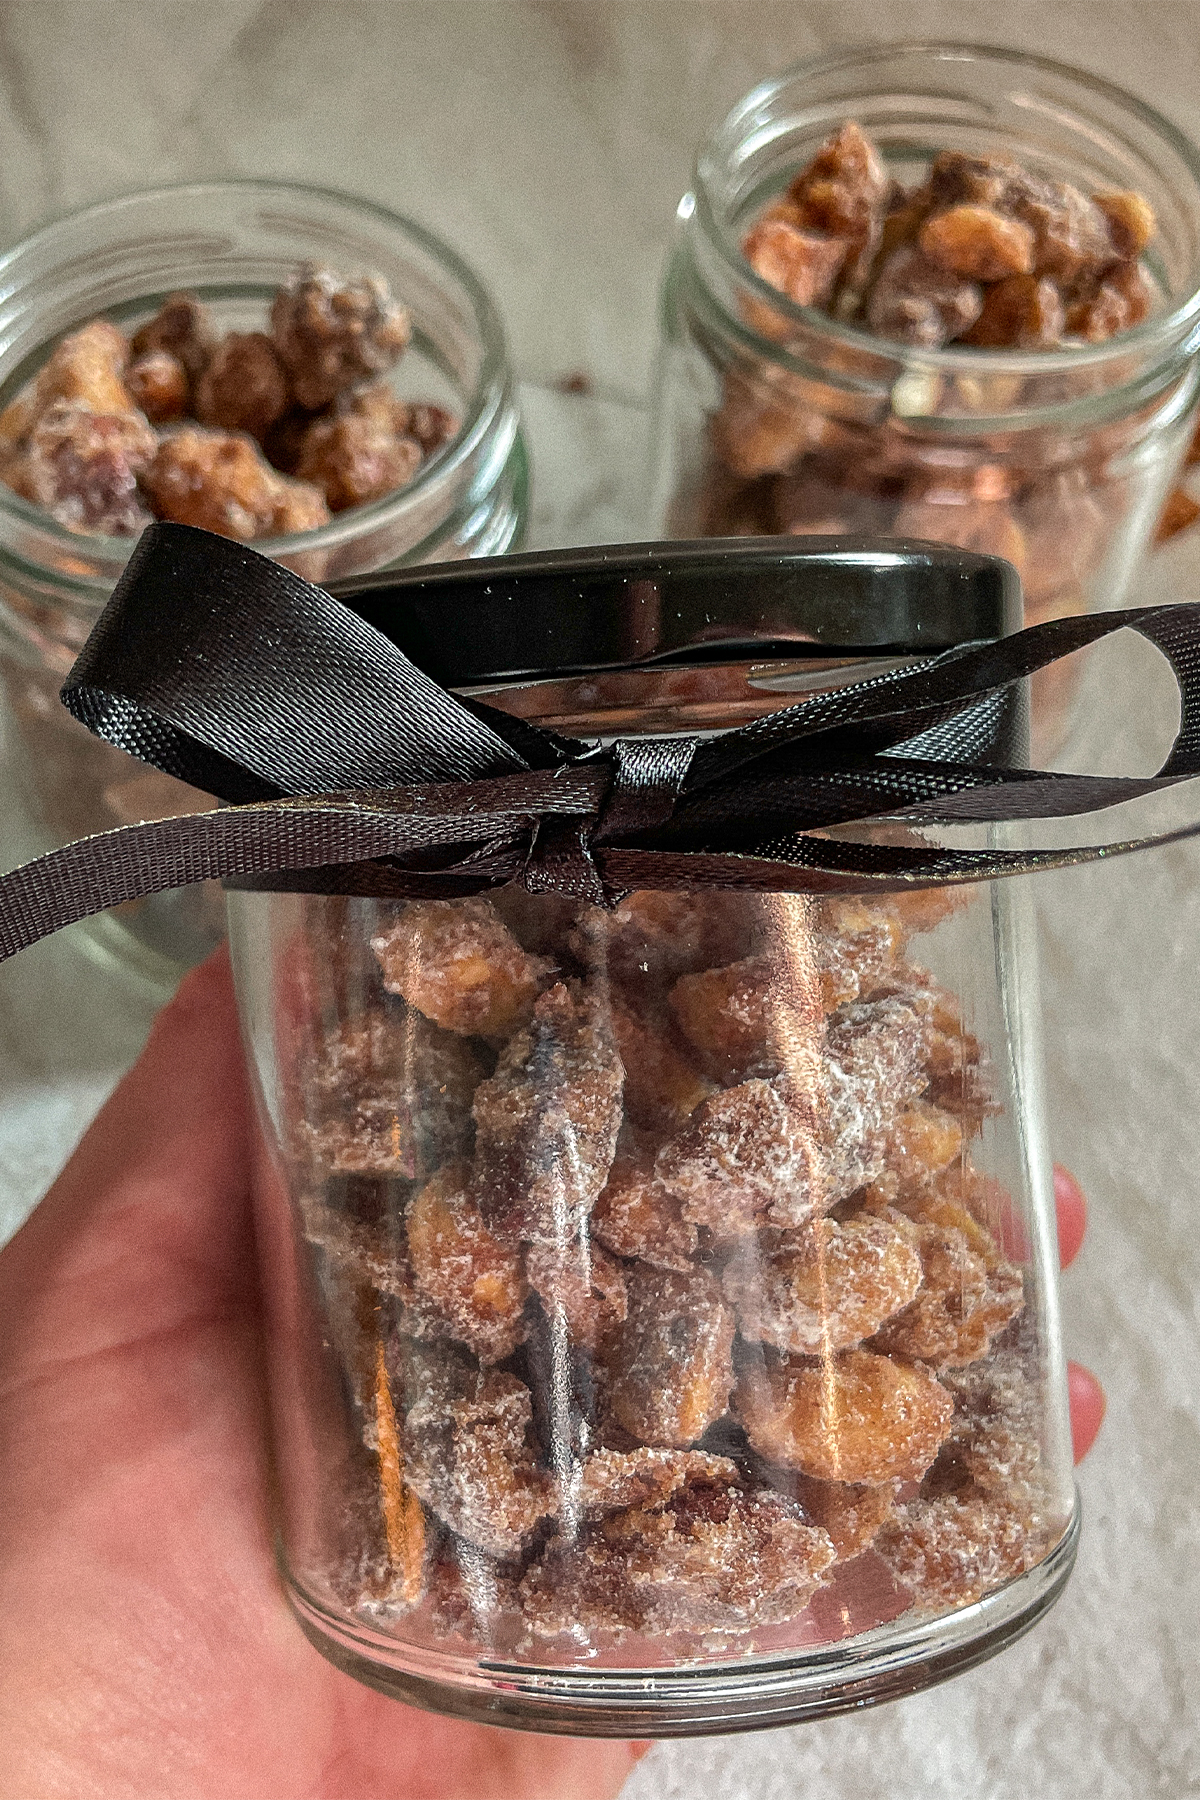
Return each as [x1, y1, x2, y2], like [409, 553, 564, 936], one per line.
[735, 1346, 955, 1483]
[130, 292, 214, 380]
[578, 1446, 742, 1515]
[195, 331, 291, 441]
[9, 402, 156, 536]
[869, 1208, 1024, 1367]
[400, 400, 459, 456]
[1013, 178, 1117, 287]
[610, 998, 715, 1131]
[34, 320, 132, 415]
[406, 1164, 530, 1364]
[296, 409, 423, 512]
[140, 425, 330, 541]
[874, 1492, 1044, 1611]
[1065, 261, 1153, 342]
[743, 213, 849, 311]
[884, 1098, 963, 1186]
[371, 897, 553, 1037]
[722, 1214, 924, 1354]
[918, 205, 1034, 282]
[668, 956, 778, 1082]
[961, 273, 1065, 348]
[866, 245, 983, 348]
[271, 262, 411, 409]
[602, 1263, 735, 1448]
[587, 889, 755, 986]
[1156, 487, 1200, 544]
[655, 1076, 827, 1236]
[710, 374, 826, 477]
[472, 980, 624, 1245]
[786, 1471, 899, 1561]
[126, 350, 190, 423]
[1094, 190, 1156, 259]
[927, 150, 1022, 212]
[591, 1145, 698, 1273]
[786, 120, 889, 241]
[524, 1237, 627, 1352]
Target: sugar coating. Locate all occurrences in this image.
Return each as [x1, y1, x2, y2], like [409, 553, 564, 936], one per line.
[141, 424, 329, 539]
[270, 262, 411, 409]
[735, 1346, 955, 1484]
[722, 1214, 923, 1354]
[654, 1076, 827, 1235]
[870, 1202, 1024, 1367]
[519, 1473, 837, 1642]
[524, 1237, 627, 1352]
[668, 956, 779, 1082]
[195, 330, 290, 443]
[581, 889, 755, 987]
[784, 1470, 900, 1561]
[472, 980, 624, 1244]
[591, 1143, 698, 1272]
[399, 1345, 554, 1558]
[578, 1446, 742, 1515]
[873, 1492, 1045, 1611]
[611, 996, 715, 1130]
[299, 1009, 484, 1180]
[602, 1263, 736, 1449]
[371, 897, 553, 1038]
[405, 1164, 530, 1364]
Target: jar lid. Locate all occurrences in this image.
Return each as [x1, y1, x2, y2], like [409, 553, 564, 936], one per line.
[327, 535, 1020, 686]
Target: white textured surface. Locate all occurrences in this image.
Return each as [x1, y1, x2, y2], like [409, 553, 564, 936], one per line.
[0, 6, 1199, 1795]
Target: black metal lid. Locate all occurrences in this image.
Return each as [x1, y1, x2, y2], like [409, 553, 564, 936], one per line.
[326, 535, 1021, 686]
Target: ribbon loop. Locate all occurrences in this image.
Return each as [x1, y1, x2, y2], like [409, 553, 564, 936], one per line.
[596, 736, 696, 842]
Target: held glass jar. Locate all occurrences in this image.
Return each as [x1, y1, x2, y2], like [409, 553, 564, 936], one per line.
[227, 541, 1078, 1735]
[0, 181, 527, 983]
[648, 43, 1200, 742]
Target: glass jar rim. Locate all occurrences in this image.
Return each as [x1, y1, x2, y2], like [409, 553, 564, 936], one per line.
[691, 39, 1200, 385]
[0, 177, 514, 572]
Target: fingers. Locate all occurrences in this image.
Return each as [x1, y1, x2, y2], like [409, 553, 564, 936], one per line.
[1067, 1360, 1106, 1463]
[1053, 1164, 1088, 1270]
[0, 947, 254, 1383]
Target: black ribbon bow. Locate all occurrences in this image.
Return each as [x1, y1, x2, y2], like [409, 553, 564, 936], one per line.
[3, 520, 1200, 965]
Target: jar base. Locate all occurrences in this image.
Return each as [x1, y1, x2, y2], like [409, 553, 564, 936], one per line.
[282, 1497, 1080, 1738]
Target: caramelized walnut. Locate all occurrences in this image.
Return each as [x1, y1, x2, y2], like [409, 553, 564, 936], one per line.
[918, 205, 1034, 282]
[865, 246, 983, 348]
[602, 1263, 735, 1449]
[34, 320, 133, 414]
[743, 212, 848, 312]
[406, 1164, 529, 1364]
[270, 262, 411, 409]
[591, 1145, 698, 1273]
[655, 1077, 826, 1236]
[961, 273, 1065, 348]
[524, 1238, 627, 1353]
[869, 1206, 1024, 1367]
[140, 425, 330, 540]
[295, 408, 422, 511]
[735, 1346, 954, 1483]
[195, 330, 291, 441]
[610, 998, 715, 1132]
[472, 980, 623, 1244]
[8, 402, 155, 536]
[126, 350, 189, 424]
[130, 292, 214, 382]
[371, 897, 553, 1037]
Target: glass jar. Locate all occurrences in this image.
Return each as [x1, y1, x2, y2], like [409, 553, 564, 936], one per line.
[648, 43, 1200, 746]
[0, 181, 527, 984]
[227, 540, 1077, 1735]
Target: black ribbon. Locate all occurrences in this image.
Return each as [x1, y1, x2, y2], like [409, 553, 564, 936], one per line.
[3, 520, 1200, 964]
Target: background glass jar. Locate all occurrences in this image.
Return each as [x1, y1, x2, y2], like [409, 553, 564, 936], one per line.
[226, 542, 1076, 1735]
[0, 181, 527, 983]
[648, 43, 1200, 744]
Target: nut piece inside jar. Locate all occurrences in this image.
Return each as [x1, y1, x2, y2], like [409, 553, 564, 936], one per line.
[0, 262, 460, 544]
[298, 883, 1056, 1652]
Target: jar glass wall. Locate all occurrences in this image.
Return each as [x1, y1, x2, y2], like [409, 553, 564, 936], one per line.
[0, 182, 527, 983]
[227, 653, 1075, 1735]
[648, 44, 1200, 746]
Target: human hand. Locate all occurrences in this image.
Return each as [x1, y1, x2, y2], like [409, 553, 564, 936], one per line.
[0, 953, 1104, 1800]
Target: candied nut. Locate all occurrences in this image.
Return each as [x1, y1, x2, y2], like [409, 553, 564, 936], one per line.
[602, 1263, 735, 1448]
[709, 374, 824, 478]
[524, 1238, 627, 1352]
[866, 245, 983, 348]
[668, 956, 777, 1082]
[1156, 487, 1200, 544]
[591, 1145, 698, 1273]
[371, 1335, 428, 1607]
[892, 492, 1027, 576]
[34, 320, 132, 415]
[296, 409, 423, 512]
[1095, 190, 1156, 259]
[878, 184, 933, 261]
[405, 1164, 530, 1364]
[271, 262, 411, 409]
[195, 330, 291, 441]
[1012, 178, 1117, 286]
[401, 1348, 554, 1558]
[814, 897, 908, 1010]
[269, 471, 332, 536]
[125, 349, 189, 424]
[298, 1008, 483, 1179]
[927, 150, 1022, 212]
[960, 273, 1065, 348]
[874, 1491, 1045, 1610]
[472, 980, 624, 1244]
[787, 120, 888, 241]
[884, 1098, 963, 1187]
[1065, 261, 1153, 341]
[578, 1446, 740, 1515]
[786, 1471, 899, 1560]
[9, 402, 155, 536]
[655, 1077, 826, 1236]
[140, 424, 330, 541]
[584, 888, 755, 987]
[521, 1474, 836, 1641]
[918, 205, 1034, 282]
[870, 1208, 1024, 1367]
[399, 400, 459, 457]
[371, 897, 553, 1037]
[130, 291, 214, 381]
[743, 213, 848, 310]
[610, 998, 714, 1131]
[821, 995, 937, 1199]
[735, 1346, 954, 1483]
[722, 1214, 923, 1355]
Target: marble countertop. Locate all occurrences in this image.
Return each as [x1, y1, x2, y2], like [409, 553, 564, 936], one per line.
[2, 5, 1200, 1795]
